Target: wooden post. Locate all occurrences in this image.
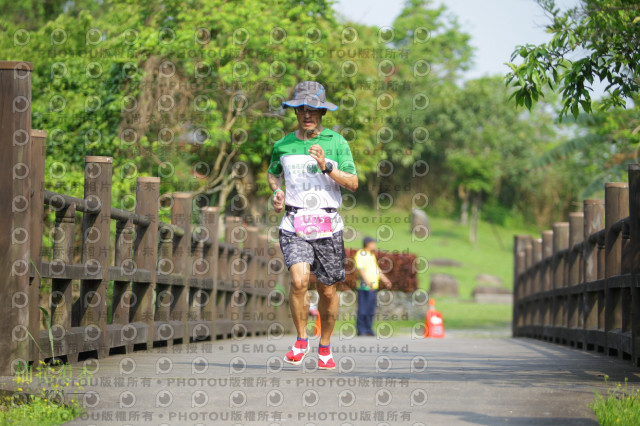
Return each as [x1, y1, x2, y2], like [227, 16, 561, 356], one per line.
[542, 230, 553, 291]
[604, 182, 629, 357]
[532, 238, 543, 326]
[0, 61, 33, 375]
[532, 238, 543, 294]
[552, 223, 569, 289]
[156, 222, 173, 327]
[112, 216, 134, 354]
[258, 234, 270, 334]
[512, 235, 529, 336]
[597, 234, 606, 281]
[51, 203, 76, 360]
[131, 177, 159, 349]
[171, 193, 191, 342]
[113, 217, 134, 326]
[568, 213, 584, 334]
[552, 223, 569, 338]
[191, 236, 204, 325]
[568, 213, 584, 286]
[270, 241, 290, 333]
[541, 230, 553, 331]
[583, 199, 605, 351]
[201, 207, 220, 336]
[583, 200, 605, 282]
[28, 130, 46, 364]
[524, 239, 533, 299]
[78, 156, 112, 358]
[244, 226, 259, 335]
[628, 164, 640, 366]
[226, 215, 245, 333]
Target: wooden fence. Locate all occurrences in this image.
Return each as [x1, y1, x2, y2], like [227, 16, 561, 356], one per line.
[0, 61, 291, 376]
[513, 164, 640, 366]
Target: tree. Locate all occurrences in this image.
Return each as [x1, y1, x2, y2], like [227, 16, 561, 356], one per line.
[532, 100, 640, 198]
[436, 77, 568, 236]
[0, 0, 362, 220]
[446, 150, 499, 246]
[376, 0, 473, 205]
[0, 0, 102, 28]
[506, 0, 640, 119]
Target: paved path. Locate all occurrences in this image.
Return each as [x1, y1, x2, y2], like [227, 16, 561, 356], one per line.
[8, 332, 640, 425]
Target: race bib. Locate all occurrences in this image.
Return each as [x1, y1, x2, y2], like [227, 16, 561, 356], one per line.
[293, 209, 333, 240]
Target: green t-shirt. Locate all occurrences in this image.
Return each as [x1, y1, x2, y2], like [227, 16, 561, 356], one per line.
[268, 128, 357, 210]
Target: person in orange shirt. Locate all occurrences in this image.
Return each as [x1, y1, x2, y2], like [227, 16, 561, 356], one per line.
[354, 236, 391, 336]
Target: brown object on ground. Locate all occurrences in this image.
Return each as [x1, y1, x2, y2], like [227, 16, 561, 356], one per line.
[475, 273, 503, 285]
[429, 258, 462, 267]
[429, 273, 459, 297]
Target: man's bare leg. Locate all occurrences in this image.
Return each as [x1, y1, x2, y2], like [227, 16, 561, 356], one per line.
[317, 282, 339, 346]
[289, 262, 311, 338]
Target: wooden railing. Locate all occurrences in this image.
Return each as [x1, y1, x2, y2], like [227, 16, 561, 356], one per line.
[0, 61, 290, 375]
[513, 164, 640, 366]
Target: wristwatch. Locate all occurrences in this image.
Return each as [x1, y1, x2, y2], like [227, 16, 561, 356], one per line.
[322, 162, 334, 174]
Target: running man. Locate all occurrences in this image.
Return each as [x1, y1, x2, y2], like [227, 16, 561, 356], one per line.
[267, 81, 358, 370]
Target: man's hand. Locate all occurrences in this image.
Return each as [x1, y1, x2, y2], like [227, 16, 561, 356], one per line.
[308, 144, 326, 171]
[380, 273, 392, 289]
[308, 144, 358, 191]
[273, 190, 284, 213]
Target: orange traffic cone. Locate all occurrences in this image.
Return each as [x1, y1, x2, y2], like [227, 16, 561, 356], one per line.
[424, 299, 445, 338]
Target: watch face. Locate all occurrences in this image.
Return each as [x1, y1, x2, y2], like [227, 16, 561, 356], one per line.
[326, 162, 333, 172]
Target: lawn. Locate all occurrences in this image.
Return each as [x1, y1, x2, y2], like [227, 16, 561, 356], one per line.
[590, 378, 640, 426]
[341, 206, 537, 330]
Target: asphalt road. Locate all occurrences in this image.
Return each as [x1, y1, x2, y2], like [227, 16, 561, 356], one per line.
[39, 331, 640, 425]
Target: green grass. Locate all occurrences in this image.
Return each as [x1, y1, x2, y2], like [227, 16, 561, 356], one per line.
[590, 378, 640, 426]
[432, 298, 512, 329]
[329, 300, 512, 336]
[341, 206, 533, 329]
[0, 392, 82, 426]
[0, 362, 86, 426]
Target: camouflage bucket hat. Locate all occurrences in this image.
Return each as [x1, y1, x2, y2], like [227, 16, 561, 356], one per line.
[282, 80, 338, 111]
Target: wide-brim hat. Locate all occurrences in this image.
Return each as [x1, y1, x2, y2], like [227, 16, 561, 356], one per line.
[282, 80, 338, 111]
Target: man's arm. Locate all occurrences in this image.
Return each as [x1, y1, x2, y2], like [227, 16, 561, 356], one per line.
[267, 172, 281, 192]
[308, 143, 358, 192]
[328, 169, 358, 192]
[267, 172, 284, 213]
[378, 271, 392, 289]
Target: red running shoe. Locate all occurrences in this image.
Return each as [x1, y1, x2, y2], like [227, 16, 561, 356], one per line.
[317, 345, 335, 370]
[284, 338, 309, 365]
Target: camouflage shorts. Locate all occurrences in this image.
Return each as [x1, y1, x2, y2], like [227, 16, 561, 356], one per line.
[278, 229, 346, 285]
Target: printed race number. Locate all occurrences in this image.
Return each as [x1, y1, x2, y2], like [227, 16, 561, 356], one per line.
[293, 210, 332, 240]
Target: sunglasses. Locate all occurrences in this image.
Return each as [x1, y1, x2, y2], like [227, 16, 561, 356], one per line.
[294, 106, 323, 114]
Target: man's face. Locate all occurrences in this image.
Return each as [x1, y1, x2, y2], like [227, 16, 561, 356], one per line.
[365, 242, 377, 251]
[295, 106, 325, 132]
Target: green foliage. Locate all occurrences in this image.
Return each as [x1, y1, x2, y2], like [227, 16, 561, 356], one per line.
[1, 362, 90, 425]
[0, 0, 102, 29]
[446, 149, 498, 194]
[530, 98, 640, 201]
[590, 377, 640, 426]
[0, 0, 609, 234]
[0, 393, 82, 425]
[506, 0, 640, 119]
[384, 0, 473, 174]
